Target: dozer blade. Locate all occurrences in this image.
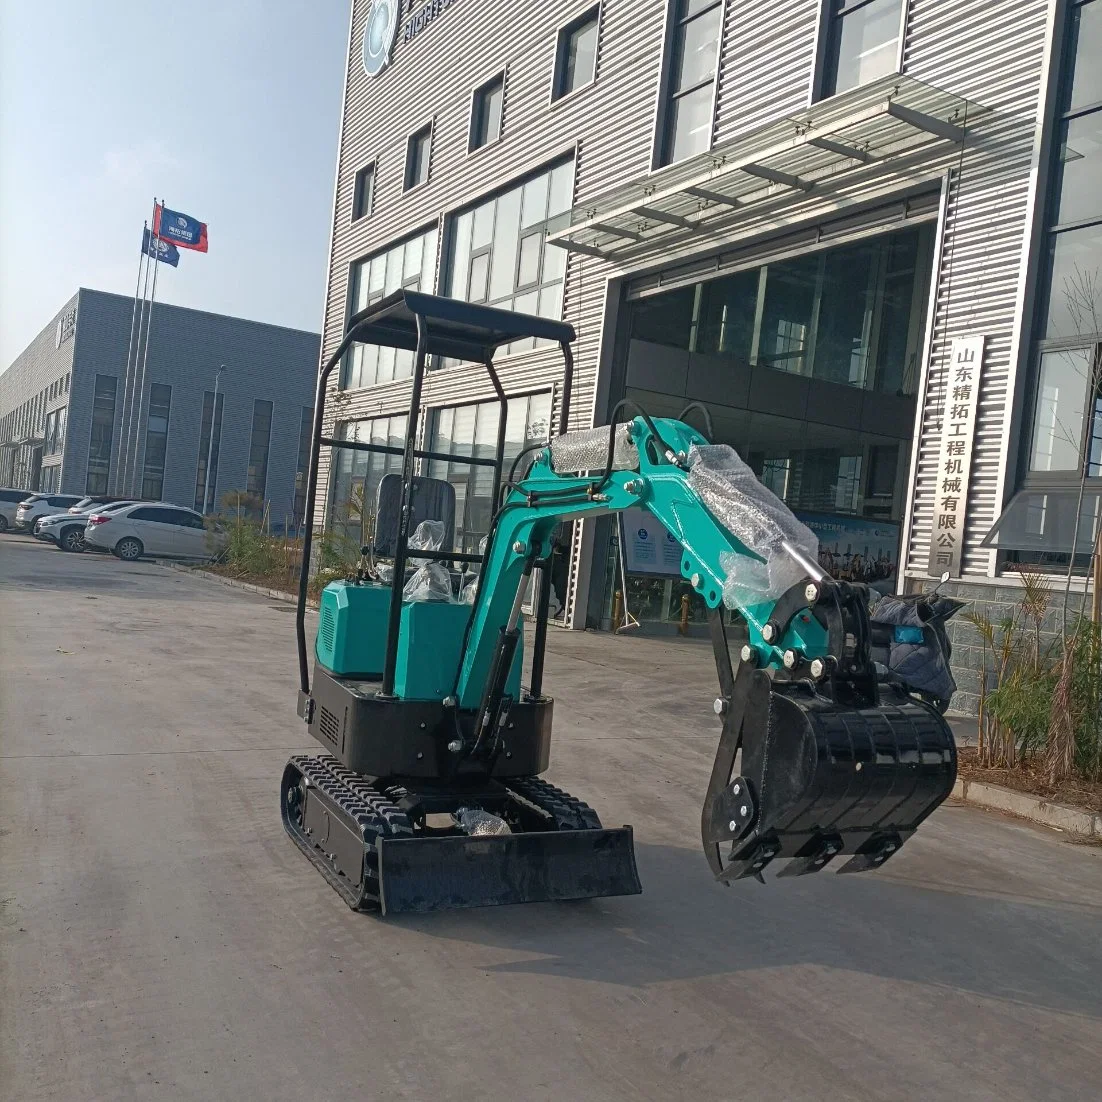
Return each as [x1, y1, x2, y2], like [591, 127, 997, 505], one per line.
[377, 828, 641, 915]
[702, 666, 956, 882]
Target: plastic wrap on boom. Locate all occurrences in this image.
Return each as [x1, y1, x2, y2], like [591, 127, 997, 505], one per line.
[687, 444, 819, 608]
[548, 424, 639, 473]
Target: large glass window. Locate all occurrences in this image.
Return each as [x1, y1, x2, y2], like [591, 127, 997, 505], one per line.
[43, 407, 67, 456]
[643, 223, 932, 394]
[342, 226, 439, 389]
[428, 393, 553, 552]
[821, 0, 904, 98]
[141, 383, 172, 500]
[194, 389, 225, 512]
[293, 405, 313, 526]
[86, 374, 118, 495]
[445, 161, 573, 355]
[658, 0, 722, 166]
[247, 399, 273, 497]
[328, 414, 408, 544]
[1025, 1, 1102, 484]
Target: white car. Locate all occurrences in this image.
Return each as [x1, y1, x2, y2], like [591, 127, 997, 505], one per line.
[13, 493, 84, 531]
[34, 500, 141, 552]
[0, 488, 32, 533]
[84, 503, 227, 561]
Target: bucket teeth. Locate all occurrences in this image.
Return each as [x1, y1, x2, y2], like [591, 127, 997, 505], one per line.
[715, 837, 780, 884]
[775, 833, 844, 877]
[836, 832, 903, 874]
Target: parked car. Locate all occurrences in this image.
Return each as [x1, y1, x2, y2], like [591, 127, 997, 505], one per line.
[65, 494, 131, 515]
[0, 488, 32, 533]
[13, 493, 83, 531]
[84, 503, 227, 561]
[34, 500, 142, 552]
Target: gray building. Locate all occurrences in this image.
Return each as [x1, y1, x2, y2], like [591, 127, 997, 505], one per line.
[0, 289, 319, 524]
[317, 0, 1100, 713]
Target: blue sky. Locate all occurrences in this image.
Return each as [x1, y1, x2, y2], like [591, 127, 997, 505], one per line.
[0, 0, 349, 367]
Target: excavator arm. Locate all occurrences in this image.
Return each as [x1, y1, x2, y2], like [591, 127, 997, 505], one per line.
[457, 415, 957, 882]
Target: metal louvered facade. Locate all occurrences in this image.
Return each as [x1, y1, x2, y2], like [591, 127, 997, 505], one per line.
[320, 0, 1064, 627]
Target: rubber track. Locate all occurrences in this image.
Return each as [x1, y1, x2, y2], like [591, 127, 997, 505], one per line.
[286, 754, 413, 909]
[505, 776, 603, 830]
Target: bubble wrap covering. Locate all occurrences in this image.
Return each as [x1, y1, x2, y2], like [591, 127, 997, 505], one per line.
[455, 808, 511, 836]
[687, 444, 819, 609]
[403, 520, 454, 602]
[460, 536, 488, 605]
[548, 423, 639, 473]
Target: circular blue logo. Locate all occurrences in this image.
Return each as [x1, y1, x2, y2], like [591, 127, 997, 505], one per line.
[362, 0, 398, 78]
[637, 529, 648, 540]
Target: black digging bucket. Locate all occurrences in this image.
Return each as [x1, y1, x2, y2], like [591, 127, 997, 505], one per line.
[705, 680, 957, 882]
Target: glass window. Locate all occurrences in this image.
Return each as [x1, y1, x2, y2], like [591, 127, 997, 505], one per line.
[428, 393, 553, 551]
[141, 383, 172, 500]
[405, 126, 432, 190]
[342, 225, 438, 389]
[658, 0, 722, 166]
[554, 8, 599, 100]
[293, 405, 314, 527]
[470, 74, 505, 150]
[1029, 348, 1092, 471]
[1053, 112, 1102, 227]
[86, 374, 118, 495]
[1043, 223, 1102, 339]
[194, 389, 225, 512]
[627, 224, 932, 393]
[1065, 0, 1102, 114]
[821, 0, 903, 98]
[352, 163, 374, 221]
[757, 256, 819, 375]
[445, 161, 574, 355]
[328, 414, 408, 544]
[247, 399, 273, 497]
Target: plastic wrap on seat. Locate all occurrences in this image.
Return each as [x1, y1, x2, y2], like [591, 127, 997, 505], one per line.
[548, 424, 639, 473]
[687, 444, 819, 608]
[460, 536, 488, 604]
[402, 520, 454, 602]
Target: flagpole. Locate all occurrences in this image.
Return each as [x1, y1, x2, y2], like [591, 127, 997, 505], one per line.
[129, 204, 163, 497]
[112, 222, 150, 494]
[120, 197, 159, 496]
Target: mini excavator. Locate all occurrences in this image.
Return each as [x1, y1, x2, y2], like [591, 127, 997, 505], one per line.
[283, 291, 957, 914]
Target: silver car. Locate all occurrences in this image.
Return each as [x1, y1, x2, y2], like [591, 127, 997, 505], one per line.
[35, 500, 141, 552]
[83, 503, 227, 561]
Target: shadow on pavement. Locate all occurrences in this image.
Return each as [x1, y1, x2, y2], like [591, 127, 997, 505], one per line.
[387, 840, 1102, 1020]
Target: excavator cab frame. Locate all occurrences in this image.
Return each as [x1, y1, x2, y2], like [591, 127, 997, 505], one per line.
[294, 289, 577, 716]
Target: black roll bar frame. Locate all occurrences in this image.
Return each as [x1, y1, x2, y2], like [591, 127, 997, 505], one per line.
[295, 290, 575, 707]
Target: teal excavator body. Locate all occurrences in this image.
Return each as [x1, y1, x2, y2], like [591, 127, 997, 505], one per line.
[282, 290, 957, 916]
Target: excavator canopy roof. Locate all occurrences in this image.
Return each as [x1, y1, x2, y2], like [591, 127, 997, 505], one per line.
[344, 289, 577, 363]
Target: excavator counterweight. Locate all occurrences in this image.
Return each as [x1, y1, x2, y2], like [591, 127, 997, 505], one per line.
[283, 290, 956, 914]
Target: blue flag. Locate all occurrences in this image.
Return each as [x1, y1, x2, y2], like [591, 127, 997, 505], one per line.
[142, 228, 180, 267]
[154, 204, 208, 252]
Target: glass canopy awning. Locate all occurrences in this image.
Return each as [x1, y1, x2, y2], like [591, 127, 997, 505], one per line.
[546, 74, 988, 261]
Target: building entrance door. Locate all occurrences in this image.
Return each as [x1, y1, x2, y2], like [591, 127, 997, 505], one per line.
[595, 222, 935, 632]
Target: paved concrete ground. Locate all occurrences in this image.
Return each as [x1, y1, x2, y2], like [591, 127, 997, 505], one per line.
[1, 536, 1100, 1102]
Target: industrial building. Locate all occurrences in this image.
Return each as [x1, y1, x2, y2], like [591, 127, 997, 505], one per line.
[315, 0, 1098, 713]
[0, 289, 320, 524]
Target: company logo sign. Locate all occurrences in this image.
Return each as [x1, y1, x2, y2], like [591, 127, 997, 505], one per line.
[55, 307, 77, 349]
[362, 0, 399, 77]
